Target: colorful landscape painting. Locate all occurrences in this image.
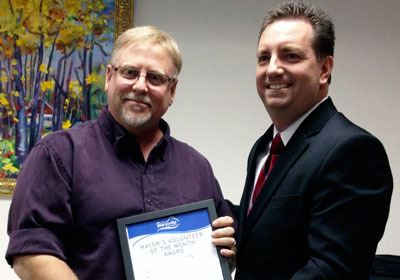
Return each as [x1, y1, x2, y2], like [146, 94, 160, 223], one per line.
[0, 0, 115, 182]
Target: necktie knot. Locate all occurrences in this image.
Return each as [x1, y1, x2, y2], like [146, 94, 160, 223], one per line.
[270, 133, 284, 155]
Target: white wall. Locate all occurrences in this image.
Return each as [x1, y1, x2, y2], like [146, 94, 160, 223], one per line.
[1, 0, 399, 278]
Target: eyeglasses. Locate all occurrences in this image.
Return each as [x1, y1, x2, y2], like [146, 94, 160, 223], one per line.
[112, 65, 176, 87]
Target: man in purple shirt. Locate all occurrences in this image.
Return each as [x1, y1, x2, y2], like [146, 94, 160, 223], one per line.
[6, 26, 235, 280]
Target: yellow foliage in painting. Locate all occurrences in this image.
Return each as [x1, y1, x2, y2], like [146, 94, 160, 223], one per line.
[0, 75, 8, 83]
[68, 80, 83, 99]
[23, 10, 42, 34]
[64, 0, 82, 16]
[0, 96, 10, 107]
[85, 73, 100, 85]
[6, 0, 29, 10]
[0, 93, 10, 107]
[43, 37, 53, 49]
[39, 64, 48, 74]
[4, 47, 13, 58]
[16, 32, 39, 53]
[15, 38, 23, 47]
[57, 23, 86, 49]
[62, 120, 72, 129]
[0, 1, 10, 17]
[41, 80, 55, 92]
[0, 0, 66, 55]
[23, 3, 61, 37]
[2, 163, 19, 174]
[0, 2, 16, 33]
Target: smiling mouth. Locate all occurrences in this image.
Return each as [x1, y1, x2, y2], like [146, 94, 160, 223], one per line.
[123, 98, 151, 107]
[267, 83, 290, 89]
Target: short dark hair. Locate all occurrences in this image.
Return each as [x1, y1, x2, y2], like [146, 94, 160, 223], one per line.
[259, 1, 335, 62]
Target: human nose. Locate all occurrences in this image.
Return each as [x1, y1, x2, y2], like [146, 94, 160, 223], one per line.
[132, 73, 148, 90]
[266, 55, 283, 75]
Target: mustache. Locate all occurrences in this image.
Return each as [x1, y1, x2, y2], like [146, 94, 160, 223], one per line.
[122, 92, 151, 104]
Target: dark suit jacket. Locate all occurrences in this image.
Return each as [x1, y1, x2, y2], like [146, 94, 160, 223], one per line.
[234, 98, 393, 280]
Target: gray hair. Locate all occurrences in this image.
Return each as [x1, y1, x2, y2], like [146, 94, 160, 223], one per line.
[110, 26, 182, 76]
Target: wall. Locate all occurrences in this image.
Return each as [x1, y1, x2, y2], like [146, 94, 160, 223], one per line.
[1, 0, 399, 278]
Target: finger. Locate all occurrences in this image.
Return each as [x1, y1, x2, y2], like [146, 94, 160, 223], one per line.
[212, 216, 234, 228]
[212, 236, 236, 249]
[220, 248, 236, 258]
[211, 226, 235, 238]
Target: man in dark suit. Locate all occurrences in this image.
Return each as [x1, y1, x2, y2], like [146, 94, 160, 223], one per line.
[233, 2, 393, 279]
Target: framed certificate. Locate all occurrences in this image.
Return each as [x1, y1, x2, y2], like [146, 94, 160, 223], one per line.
[116, 199, 232, 280]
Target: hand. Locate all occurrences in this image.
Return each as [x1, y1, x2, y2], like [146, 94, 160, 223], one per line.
[211, 216, 236, 258]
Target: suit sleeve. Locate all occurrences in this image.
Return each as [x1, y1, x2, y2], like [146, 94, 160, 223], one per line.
[225, 199, 241, 221]
[292, 134, 393, 280]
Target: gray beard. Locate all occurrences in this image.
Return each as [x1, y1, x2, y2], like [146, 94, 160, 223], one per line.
[119, 104, 152, 129]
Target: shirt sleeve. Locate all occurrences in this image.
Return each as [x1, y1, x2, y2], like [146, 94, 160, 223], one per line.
[213, 178, 234, 218]
[6, 140, 73, 265]
[202, 159, 236, 224]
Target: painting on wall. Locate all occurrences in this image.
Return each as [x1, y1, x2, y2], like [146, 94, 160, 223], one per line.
[0, 0, 133, 196]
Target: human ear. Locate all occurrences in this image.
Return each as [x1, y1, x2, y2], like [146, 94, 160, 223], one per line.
[320, 56, 334, 84]
[104, 64, 113, 91]
[169, 79, 178, 104]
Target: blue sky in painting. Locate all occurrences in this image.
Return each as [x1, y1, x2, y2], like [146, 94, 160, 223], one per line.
[98, 0, 115, 59]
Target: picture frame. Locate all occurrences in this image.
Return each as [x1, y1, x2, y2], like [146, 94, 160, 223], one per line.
[117, 199, 232, 280]
[0, 0, 133, 197]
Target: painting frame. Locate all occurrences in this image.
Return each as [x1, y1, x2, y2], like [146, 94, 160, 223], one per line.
[0, 0, 134, 197]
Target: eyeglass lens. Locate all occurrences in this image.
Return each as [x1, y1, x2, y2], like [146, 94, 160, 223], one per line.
[115, 66, 171, 86]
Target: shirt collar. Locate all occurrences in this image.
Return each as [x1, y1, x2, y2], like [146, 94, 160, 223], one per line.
[274, 96, 328, 145]
[98, 107, 170, 161]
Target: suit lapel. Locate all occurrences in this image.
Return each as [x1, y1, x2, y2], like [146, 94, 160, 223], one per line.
[238, 97, 338, 246]
[237, 127, 272, 241]
[245, 133, 308, 230]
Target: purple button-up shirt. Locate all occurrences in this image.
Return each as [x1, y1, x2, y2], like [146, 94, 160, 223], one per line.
[6, 109, 232, 279]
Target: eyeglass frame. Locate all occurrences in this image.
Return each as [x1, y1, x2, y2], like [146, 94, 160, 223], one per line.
[111, 65, 176, 87]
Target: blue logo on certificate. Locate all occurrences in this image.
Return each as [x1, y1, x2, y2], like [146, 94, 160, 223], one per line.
[156, 217, 180, 231]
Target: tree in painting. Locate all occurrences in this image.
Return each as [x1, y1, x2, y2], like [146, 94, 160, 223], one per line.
[0, 0, 114, 178]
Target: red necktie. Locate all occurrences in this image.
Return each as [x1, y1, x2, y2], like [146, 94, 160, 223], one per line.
[251, 133, 284, 205]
